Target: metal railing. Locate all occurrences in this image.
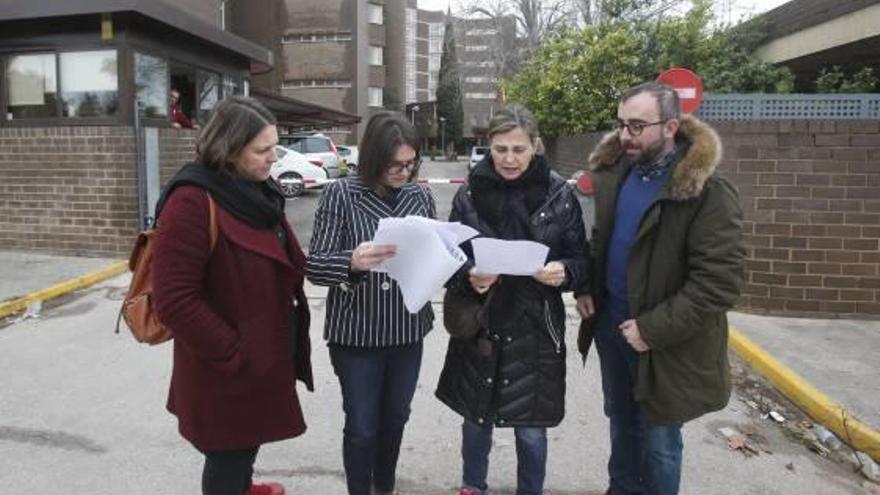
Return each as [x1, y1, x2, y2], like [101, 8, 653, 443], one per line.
[697, 93, 880, 120]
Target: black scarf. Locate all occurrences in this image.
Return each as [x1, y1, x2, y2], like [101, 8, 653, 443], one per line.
[155, 163, 285, 230]
[469, 154, 551, 240]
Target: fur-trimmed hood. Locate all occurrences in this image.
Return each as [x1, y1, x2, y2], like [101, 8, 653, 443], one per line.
[588, 114, 722, 200]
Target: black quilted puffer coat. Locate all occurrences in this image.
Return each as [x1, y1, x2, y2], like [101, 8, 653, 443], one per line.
[435, 155, 589, 427]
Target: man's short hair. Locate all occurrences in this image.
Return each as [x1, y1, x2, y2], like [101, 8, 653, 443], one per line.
[621, 82, 680, 121]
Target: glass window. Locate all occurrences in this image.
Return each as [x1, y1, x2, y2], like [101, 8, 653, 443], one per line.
[276, 146, 287, 159]
[368, 46, 383, 66]
[368, 87, 383, 107]
[222, 75, 240, 98]
[60, 50, 118, 117]
[135, 52, 168, 118]
[197, 70, 220, 123]
[306, 137, 331, 153]
[368, 3, 383, 25]
[6, 53, 57, 119]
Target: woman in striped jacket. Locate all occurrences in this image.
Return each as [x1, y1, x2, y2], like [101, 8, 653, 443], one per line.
[305, 112, 435, 495]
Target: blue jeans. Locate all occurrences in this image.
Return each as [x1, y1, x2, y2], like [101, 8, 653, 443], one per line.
[329, 342, 424, 495]
[461, 419, 547, 495]
[593, 310, 683, 495]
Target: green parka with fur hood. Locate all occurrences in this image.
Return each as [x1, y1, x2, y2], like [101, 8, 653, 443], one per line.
[576, 114, 745, 425]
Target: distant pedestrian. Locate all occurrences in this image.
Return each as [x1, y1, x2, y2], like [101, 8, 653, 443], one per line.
[152, 96, 312, 495]
[575, 82, 745, 495]
[305, 111, 436, 495]
[169, 88, 199, 129]
[436, 104, 589, 495]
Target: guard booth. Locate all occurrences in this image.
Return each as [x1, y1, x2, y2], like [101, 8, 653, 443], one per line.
[0, 0, 359, 257]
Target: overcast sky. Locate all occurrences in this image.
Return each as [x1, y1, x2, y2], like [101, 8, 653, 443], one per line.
[417, 0, 791, 24]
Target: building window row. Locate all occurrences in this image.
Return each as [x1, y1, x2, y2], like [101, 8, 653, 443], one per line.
[368, 86, 383, 107]
[464, 61, 494, 68]
[465, 92, 496, 100]
[281, 32, 353, 43]
[369, 46, 384, 66]
[465, 76, 498, 83]
[368, 3, 384, 25]
[282, 79, 352, 88]
[466, 29, 498, 36]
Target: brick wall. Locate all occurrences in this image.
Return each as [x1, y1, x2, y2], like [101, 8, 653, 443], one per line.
[0, 127, 139, 257]
[0, 126, 199, 258]
[158, 128, 198, 186]
[549, 120, 880, 318]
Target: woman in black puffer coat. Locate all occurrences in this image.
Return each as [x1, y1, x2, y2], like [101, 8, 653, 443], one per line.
[436, 104, 589, 495]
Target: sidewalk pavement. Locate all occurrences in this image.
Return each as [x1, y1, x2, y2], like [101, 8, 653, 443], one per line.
[1, 250, 878, 493]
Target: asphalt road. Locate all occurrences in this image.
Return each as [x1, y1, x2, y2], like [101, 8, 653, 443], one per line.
[0, 159, 870, 494]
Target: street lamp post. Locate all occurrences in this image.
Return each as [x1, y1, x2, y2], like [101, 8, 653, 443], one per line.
[410, 104, 420, 125]
[439, 116, 446, 158]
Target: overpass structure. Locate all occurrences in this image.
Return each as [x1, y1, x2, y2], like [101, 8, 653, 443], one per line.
[754, 0, 880, 89]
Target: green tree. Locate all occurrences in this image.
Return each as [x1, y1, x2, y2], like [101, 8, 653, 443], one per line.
[436, 19, 464, 152]
[504, 24, 643, 138]
[815, 66, 878, 93]
[503, 0, 794, 137]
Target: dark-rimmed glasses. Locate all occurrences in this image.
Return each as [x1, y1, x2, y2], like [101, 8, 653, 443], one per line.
[387, 158, 421, 175]
[616, 119, 667, 137]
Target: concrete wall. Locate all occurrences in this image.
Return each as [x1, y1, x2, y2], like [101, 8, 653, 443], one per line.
[549, 120, 880, 318]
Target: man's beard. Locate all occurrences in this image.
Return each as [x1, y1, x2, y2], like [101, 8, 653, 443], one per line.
[622, 138, 666, 165]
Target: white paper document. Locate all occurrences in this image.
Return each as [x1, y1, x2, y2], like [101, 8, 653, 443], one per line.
[372, 216, 479, 313]
[471, 238, 549, 276]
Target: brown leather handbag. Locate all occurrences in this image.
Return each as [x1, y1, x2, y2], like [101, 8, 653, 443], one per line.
[442, 286, 493, 339]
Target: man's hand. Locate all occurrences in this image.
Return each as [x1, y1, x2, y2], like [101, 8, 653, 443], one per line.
[533, 261, 566, 287]
[575, 295, 595, 319]
[619, 319, 650, 352]
[351, 242, 397, 272]
[469, 268, 499, 294]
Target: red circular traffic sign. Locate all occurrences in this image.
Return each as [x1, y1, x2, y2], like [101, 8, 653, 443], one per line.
[656, 68, 704, 114]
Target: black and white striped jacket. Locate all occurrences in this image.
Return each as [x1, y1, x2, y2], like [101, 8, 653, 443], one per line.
[305, 176, 437, 347]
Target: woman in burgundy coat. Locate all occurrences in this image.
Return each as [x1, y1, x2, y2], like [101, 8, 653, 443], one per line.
[153, 96, 312, 495]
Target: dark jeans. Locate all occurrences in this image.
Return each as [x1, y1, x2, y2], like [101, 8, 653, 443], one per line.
[593, 310, 683, 495]
[329, 342, 424, 495]
[461, 419, 547, 495]
[201, 446, 260, 495]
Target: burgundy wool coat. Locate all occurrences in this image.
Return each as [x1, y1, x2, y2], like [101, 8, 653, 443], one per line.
[153, 185, 313, 451]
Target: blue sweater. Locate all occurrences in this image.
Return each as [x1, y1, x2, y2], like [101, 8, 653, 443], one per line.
[605, 166, 671, 324]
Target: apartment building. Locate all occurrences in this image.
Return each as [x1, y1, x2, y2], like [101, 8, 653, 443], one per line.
[408, 6, 445, 104]
[231, 0, 408, 143]
[453, 15, 516, 140]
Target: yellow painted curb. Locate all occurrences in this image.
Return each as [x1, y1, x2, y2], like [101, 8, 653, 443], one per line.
[0, 260, 128, 320]
[730, 326, 880, 462]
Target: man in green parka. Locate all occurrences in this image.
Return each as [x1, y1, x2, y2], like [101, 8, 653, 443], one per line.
[575, 82, 745, 495]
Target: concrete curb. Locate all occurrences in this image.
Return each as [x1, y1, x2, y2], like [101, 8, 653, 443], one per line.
[0, 260, 128, 320]
[730, 326, 880, 462]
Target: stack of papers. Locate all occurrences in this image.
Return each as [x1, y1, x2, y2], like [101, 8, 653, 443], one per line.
[371, 216, 551, 313]
[372, 216, 478, 313]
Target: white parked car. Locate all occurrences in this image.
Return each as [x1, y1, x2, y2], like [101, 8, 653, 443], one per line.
[278, 133, 344, 178]
[271, 145, 328, 198]
[469, 146, 489, 169]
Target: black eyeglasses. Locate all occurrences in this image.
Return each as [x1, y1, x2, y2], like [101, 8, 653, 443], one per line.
[387, 158, 421, 174]
[616, 120, 667, 137]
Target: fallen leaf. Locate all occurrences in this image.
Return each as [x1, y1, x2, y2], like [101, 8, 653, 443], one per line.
[785, 462, 795, 472]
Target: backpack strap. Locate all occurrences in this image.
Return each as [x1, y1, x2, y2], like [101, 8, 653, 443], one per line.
[206, 192, 218, 252]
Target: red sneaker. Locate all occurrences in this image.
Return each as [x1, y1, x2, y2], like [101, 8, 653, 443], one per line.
[457, 489, 479, 495]
[247, 482, 285, 495]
